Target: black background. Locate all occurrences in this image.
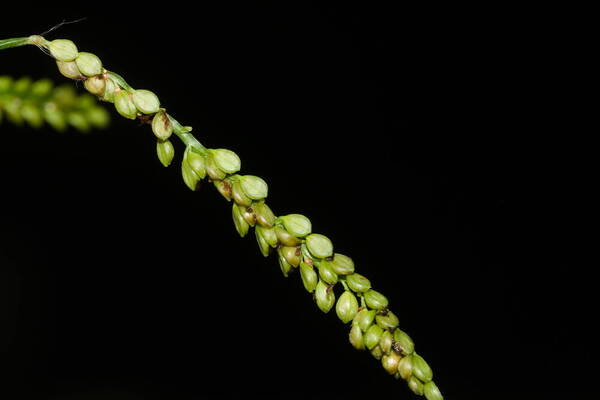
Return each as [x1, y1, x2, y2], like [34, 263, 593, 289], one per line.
[0, 2, 593, 400]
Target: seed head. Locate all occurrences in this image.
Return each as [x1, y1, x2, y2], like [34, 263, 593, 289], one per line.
[132, 89, 160, 114]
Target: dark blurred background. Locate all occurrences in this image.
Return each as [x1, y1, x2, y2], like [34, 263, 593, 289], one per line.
[0, 2, 593, 400]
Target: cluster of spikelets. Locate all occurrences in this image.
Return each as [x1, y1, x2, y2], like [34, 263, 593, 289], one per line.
[180, 151, 444, 399]
[4, 34, 444, 399]
[0, 75, 109, 131]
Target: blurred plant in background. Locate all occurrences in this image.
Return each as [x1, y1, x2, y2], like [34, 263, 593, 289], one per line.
[0, 75, 109, 132]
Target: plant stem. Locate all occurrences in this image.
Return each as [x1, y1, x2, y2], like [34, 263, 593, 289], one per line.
[0, 37, 31, 50]
[169, 114, 207, 154]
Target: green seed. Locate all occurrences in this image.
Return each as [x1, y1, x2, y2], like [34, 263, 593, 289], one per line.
[83, 75, 106, 96]
[364, 325, 384, 350]
[56, 60, 82, 79]
[328, 253, 355, 275]
[345, 273, 371, 293]
[279, 246, 301, 267]
[370, 345, 383, 360]
[240, 206, 256, 226]
[275, 225, 301, 246]
[317, 261, 338, 285]
[393, 329, 415, 355]
[256, 225, 278, 247]
[114, 90, 137, 119]
[376, 311, 399, 330]
[278, 254, 292, 277]
[408, 376, 424, 395]
[281, 214, 312, 237]
[205, 152, 227, 180]
[255, 227, 270, 257]
[349, 324, 365, 350]
[254, 202, 276, 227]
[210, 149, 241, 174]
[424, 381, 443, 400]
[379, 330, 393, 354]
[101, 77, 117, 102]
[240, 175, 268, 200]
[185, 147, 206, 179]
[335, 291, 358, 324]
[231, 178, 253, 207]
[132, 89, 160, 114]
[355, 309, 377, 332]
[48, 39, 78, 62]
[364, 289, 388, 310]
[152, 110, 173, 140]
[397, 354, 413, 380]
[181, 161, 200, 191]
[299, 262, 318, 293]
[213, 179, 232, 201]
[315, 280, 335, 313]
[382, 352, 402, 375]
[412, 353, 433, 383]
[232, 203, 249, 237]
[156, 139, 174, 167]
[75, 52, 103, 77]
[305, 233, 333, 259]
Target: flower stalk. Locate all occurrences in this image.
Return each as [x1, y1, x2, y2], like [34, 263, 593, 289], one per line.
[0, 33, 443, 399]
